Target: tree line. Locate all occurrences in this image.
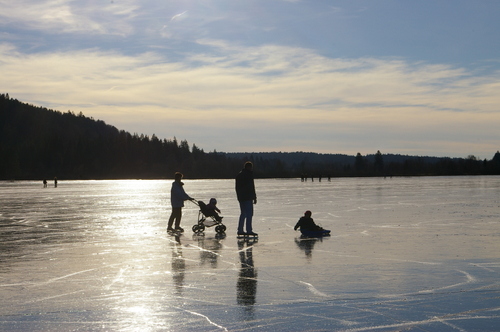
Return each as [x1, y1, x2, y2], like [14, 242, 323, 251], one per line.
[230, 150, 500, 178]
[0, 94, 240, 179]
[1, 93, 499, 180]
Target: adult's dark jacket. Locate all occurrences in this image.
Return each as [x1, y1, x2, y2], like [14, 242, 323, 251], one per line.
[235, 168, 256, 202]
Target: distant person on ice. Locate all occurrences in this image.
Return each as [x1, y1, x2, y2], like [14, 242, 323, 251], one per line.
[167, 172, 193, 233]
[294, 211, 323, 232]
[235, 161, 257, 236]
[205, 198, 223, 222]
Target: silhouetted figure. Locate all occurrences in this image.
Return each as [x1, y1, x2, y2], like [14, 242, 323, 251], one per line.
[167, 172, 193, 232]
[54, 177, 57, 188]
[205, 198, 223, 222]
[294, 210, 323, 232]
[43, 179, 47, 188]
[235, 162, 257, 236]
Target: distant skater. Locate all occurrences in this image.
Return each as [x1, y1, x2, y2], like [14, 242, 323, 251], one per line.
[235, 161, 257, 236]
[167, 172, 193, 233]
[43, 179, 47, 188]
[294, 211, 323, 232]
[54, 177, 58, 188]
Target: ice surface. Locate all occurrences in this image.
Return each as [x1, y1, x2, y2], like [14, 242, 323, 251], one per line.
[1, 176, 499, 331]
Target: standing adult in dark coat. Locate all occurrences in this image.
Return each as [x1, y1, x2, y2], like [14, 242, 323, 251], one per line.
[235, 161, 257, 236]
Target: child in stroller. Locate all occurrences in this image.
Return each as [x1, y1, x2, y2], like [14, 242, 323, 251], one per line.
[206, 198, 223, 222]
[192, 198, 227, 235]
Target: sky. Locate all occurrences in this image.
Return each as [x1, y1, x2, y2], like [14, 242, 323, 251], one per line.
[1, 0, 499, 159]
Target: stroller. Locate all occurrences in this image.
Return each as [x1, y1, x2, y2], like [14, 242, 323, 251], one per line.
[191, 200, 227, 235]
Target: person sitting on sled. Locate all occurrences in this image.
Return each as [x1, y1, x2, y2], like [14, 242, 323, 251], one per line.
[205, 198, 223, 222]
[294, 210, 323, 231]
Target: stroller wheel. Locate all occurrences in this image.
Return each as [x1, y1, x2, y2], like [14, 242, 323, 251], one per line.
[192, 224, 205, 234]
[192, 224, 202, 234]
[215, 225, 226, 234]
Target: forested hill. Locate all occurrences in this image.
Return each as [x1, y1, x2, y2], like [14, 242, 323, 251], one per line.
[228, 151, 500, 177]
[1, 93, 500, 180]
[0, 94, 238, 179]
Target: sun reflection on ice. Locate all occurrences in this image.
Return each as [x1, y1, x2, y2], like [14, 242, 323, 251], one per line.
[92, 180, 175, 331]
[115, 304, 169, 331]
[100, 180, 168, 238]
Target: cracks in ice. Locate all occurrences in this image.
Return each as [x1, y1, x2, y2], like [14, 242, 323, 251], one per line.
[418, 270, 476, 295]
[177, 307, 228, 331]
[298, 281, 329, 297]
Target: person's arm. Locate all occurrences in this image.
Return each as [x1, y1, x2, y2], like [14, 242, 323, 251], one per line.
[173, 183, 192, 201]
[294, 218, 302, 231]
[182, 189, 192, 201]
[251, 177, 257, 203]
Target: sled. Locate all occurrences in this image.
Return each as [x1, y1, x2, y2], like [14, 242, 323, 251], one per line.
[300, 229, 330, 238]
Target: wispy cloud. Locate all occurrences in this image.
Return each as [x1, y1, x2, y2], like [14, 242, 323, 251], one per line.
[0, 0, 139, 35]
[1, 1, 499, 157]
[1, 40, 498, 157]
[170, 11, 187, 22]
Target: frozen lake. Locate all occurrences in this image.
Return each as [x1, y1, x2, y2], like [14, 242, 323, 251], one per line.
[1, 176, 499, 331]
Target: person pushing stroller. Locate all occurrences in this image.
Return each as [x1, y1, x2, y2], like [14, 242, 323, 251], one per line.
[167, 172, 193, 233]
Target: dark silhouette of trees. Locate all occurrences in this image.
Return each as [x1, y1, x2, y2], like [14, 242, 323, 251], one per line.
[1, 93, 499, 180]
[0, 94, 240, 180]
[355, 153, 366, 173]
[374, 150, 384, 174]
[491, 151, 500, 174]
[226, 150, 500, 178]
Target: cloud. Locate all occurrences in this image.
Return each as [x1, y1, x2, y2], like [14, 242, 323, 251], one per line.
[0, 41, 499, 157]
[0, 0, 139, 35]
[170, 11, 187, 22]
